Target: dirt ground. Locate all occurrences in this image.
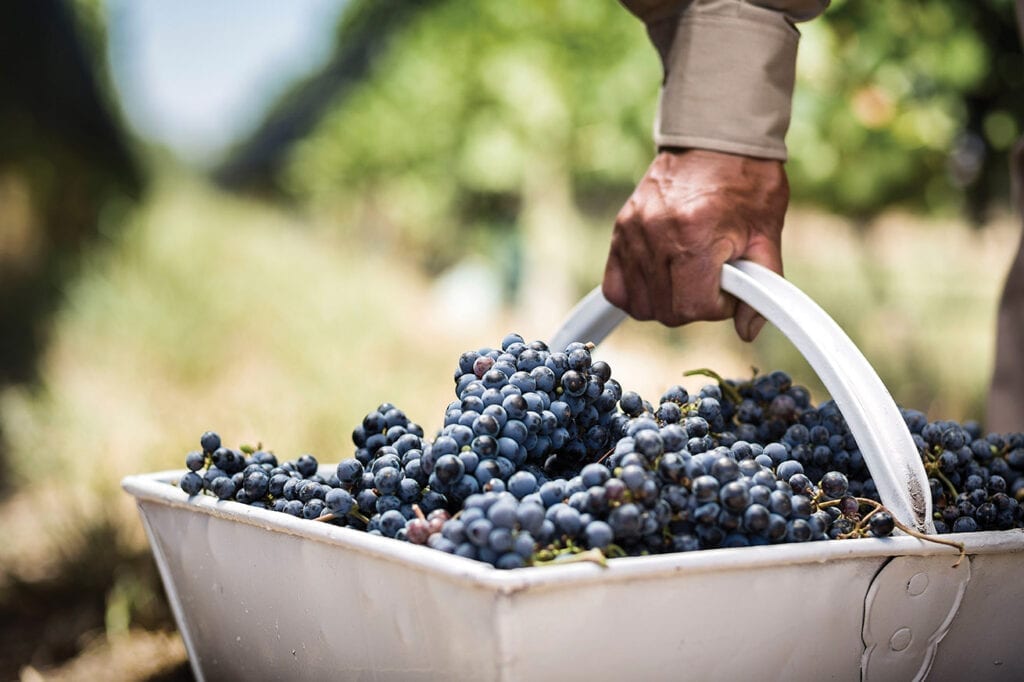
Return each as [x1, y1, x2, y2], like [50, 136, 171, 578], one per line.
[15, 630, 192, 682]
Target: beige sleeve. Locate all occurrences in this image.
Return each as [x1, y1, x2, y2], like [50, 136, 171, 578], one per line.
[621, 0, 830, 161]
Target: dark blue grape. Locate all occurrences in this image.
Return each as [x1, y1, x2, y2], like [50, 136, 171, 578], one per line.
[720, 481, 751, 513]
[952, 516, 979, 533]
[243, 470, 270, 498]
[180, 471, 203, 495]
[507, 471, 539, 499]
[302, 499, 325, 520]
[211, 476, 236, 500]
[200, 431, 221, 454]
[820, 471, 848, 499]
[185, 450, 206, 472]
[608, 503, 643, 540]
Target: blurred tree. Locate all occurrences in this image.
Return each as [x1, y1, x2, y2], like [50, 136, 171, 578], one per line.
[215, 0, 445, 196]
[0, 0, 143, 483]
[219, 0, 658, 319]
[218, 0, 1022, 292]
[789, 0, 1022, 222]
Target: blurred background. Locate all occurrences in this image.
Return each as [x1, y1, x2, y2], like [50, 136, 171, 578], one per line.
[1, 0, 1021, 678]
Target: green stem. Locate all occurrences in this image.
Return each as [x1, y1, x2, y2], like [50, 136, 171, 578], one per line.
[933, 468, 960, 501]
[531, 548, 608, 568]
[604, 544, 627, 558]
[683, 368, 743, 405]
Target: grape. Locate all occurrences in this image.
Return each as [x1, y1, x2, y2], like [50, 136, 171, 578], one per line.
[211, 476, 236, 500]
[379, 509, 407, 538]
[820, 471, 848, 499]
[200, 431, 221, 454]
[303, 499, 325, 520]
[185, 450, 206, 472]
[776, 460, 803, 481]
[244, 470, 270, 499]
[869, 511, 895, 537]
[179, 471, 203, 495]
[508, 471, 539, 499]
[720, 481, 751, 513]
[325, 488, 356, 515]
[433, 454, 464, 485]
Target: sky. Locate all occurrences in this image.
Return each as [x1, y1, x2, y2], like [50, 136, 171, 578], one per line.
[105, 0, 347, 166]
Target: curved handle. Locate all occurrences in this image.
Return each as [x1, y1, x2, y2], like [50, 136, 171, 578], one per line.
[721, 262, 932, 533]
[549, 261, 933, 534]
[549, 286, 628, 353]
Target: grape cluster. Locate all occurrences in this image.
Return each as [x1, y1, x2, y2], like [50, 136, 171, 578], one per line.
[902, 413, 1024, 533]
[176, 333, 1024, 569]
[714, 371, 872, 495]
[446, 332, 621, 475]
[179, 431, 332, 519]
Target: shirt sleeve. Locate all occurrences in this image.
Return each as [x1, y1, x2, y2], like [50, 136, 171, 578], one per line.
[621, 0, 830, 161]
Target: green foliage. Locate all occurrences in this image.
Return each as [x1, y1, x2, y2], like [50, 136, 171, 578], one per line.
[282, 0, 659, 271]
[790, 0, 1022, 218]
[276, 0, 1021, 255]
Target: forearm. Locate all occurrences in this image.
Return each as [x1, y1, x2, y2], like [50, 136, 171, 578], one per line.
[622, 0, 829, 160]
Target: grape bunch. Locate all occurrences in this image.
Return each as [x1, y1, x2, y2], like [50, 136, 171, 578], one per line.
[179, 432, 333, 519]
[901, 413, 1024, 534]
[446, 332, 622, 475]
[176, 333, 1024, 569]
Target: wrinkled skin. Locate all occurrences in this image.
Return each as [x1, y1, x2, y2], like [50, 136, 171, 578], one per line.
[602, 148, 789, 341]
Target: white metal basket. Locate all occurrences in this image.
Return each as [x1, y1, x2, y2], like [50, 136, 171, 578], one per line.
[123, 262, 1024, 681]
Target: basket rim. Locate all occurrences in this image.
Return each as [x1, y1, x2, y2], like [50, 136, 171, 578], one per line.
[123, 469, 1024, 595]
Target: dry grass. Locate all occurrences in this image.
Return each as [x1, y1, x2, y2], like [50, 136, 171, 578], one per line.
[18, 630, 188, 682]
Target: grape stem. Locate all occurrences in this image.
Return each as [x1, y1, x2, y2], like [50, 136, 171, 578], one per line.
[931, 466, 960, 500]
[818, 496, 967, 567]
[892, 516, 967, 567]
[313, 510, 370, 525]
[682, 368, 743, 405]
[532, 548, 608, 568]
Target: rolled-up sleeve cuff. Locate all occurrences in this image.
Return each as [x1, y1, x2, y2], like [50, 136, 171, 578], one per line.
[654, 7, 799, 161]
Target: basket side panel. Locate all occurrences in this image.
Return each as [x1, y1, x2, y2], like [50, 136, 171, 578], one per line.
[926, 551, 1024, 680]
[138, 500, 503, 681]
[498, 557, 885, 681]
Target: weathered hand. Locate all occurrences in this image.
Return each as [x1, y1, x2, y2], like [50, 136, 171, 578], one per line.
[601, 148, 789, 341]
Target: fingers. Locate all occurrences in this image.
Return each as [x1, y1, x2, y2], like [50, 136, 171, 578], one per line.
[734, 305, 767, 343]
[665, 236, 736, 326]
[603, 207, 655, 321]
[733, 229, 784, 342]
[601, 248, 629, 311]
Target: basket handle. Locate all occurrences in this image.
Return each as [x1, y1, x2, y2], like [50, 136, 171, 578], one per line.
[549, 261, 934, 534]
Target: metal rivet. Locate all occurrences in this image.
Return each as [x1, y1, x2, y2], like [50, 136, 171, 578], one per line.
[907, 572, 929, 596]
[890, 627, 913, 652]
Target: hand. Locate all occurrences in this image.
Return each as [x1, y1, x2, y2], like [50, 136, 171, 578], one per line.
[601, 148, 789, 341]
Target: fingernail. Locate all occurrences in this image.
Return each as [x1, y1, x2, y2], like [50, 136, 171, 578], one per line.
[747, 315, 767, 341]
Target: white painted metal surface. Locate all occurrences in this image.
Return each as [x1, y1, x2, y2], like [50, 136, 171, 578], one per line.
[125, 261, 1024, 680]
